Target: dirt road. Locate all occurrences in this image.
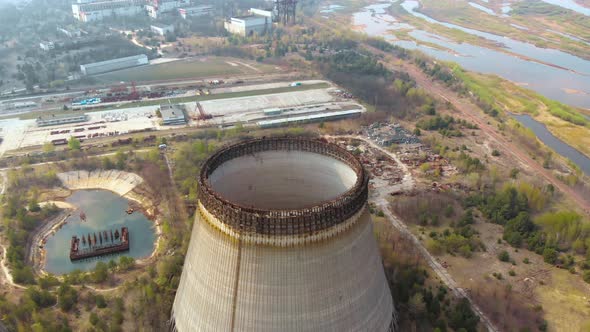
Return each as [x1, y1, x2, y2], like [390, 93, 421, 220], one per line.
[333, 135, 499, 331]
[369, 142, 498, 332]
[396, 60, 590, 215]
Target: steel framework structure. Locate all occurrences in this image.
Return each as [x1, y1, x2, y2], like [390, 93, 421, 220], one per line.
[274, 0, 297, 24]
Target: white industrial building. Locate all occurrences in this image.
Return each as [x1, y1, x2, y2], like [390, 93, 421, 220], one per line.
[150, 23, 175, 36]
[80, 54, 148, 75]
[36, 114, 89, 127]
[39, 41, 55, 51]
[178, 5, 213, 19]
[146, 0, 189, 18]
[224, 15, 270, 36]
[250, 7, 274, 21]
[145, 0, 190, 19]
[72, 0, 145, 22]
[160, 104, 187, 125]
[57, 27, 85, 38]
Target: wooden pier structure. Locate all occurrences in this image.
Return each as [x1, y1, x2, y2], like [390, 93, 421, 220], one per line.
[70, 227, 129, 261]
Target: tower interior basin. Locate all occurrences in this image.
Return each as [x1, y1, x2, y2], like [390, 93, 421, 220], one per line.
[208, 150, 358, 210]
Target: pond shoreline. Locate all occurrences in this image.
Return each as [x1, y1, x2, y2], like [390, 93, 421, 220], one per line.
[29, 170, 162, 277]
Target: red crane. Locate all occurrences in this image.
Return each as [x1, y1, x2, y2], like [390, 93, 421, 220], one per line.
[196, 102, 212, 120]
[129, 81, 139, 100]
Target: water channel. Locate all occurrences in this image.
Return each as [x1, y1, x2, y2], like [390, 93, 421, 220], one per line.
[540, 0, 590, 16]
[511, 114, 590, 176]
[44, 190, 156, 275]
[351, 1, 590, 174]
[352, 1, 590, 109]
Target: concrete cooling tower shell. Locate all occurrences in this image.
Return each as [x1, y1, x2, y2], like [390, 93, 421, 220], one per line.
[171, 137, 395, 332]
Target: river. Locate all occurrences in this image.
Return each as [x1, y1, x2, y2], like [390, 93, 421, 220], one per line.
[44, 190, 156, 274]
[540, 0, 590, 16]
[350, 1, 590, 174]
[352, 1, 590, 110]
[511, 114, 590, 176]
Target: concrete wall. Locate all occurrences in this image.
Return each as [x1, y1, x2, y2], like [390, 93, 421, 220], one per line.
[224, 16, 269, 36]
[57, 170, 143, 196]
[172, 206, 394, 331]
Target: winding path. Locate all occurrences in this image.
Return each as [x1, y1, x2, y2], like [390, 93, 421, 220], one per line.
[333, 135, 499, 332]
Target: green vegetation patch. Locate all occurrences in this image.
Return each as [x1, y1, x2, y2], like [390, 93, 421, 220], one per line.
[95, 57, 276, 83]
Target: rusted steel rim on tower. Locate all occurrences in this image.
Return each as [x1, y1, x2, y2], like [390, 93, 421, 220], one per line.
[198, 137, 369, 236]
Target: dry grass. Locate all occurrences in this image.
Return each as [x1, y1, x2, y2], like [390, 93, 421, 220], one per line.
[536, 269, 590, 331]
[536, 111, 590, 159]
[95, 57, 276, 84]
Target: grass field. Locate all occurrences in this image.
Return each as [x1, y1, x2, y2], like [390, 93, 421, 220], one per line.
[94, 57, 278, 84]
[536, 269, 590, 331]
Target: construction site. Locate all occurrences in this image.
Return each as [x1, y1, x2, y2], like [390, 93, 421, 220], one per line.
[0, 79, 363, 156]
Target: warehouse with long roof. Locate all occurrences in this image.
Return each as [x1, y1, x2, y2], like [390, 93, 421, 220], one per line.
[80, 54, 148, 75]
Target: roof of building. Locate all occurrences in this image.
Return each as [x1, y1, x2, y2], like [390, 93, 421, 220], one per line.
[257, 109, 363, 127]
[37, 113, 88, 122]
[250, 7, 274, 12]
[151, 23, 173, 29]
[232, 15, 264, 20]
[180, 5, 213, 10]
[81, 54, 147, 69]
[74, 0, 144, 10]
[160, 105, 186, 120]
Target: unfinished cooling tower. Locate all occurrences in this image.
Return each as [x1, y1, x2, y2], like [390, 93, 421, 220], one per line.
[171, 137, 395, 332]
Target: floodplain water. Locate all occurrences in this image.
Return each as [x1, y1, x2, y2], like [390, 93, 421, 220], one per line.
[352, 1, 590, 109]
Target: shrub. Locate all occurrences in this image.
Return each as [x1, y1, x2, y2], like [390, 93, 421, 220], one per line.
[95, 294, 107, 308]
[90, 312, 99, 326]
[498, 250, 510, 262]
[543, 248, 558, 265]
[508, 270, 516, 276]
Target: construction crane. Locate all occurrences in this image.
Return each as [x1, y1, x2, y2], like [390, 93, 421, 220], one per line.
[129, 81, 139, 100]
[195, 102, 212, 120]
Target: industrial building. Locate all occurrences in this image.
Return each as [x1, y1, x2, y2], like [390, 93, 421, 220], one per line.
[36, 114, 89, 127]
[80, 54, 148, 75]
[57, 27, 85, 38]
[145, 0, 189, 18]
[178, 5, 213, 19]
[250, 7, 274, 21]
[257, 109, 364, 128]
[39, 41, 55, 51]
[150, 23, 175, 36]
[171, 137, 395, 331]
[160, 104, 187, 125]
[9, 101, 37, 110]
[71, 0, 145, 22]
[224, 15, 270, 36]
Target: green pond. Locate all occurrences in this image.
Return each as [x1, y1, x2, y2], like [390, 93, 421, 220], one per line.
[44, 189, 156, 275]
